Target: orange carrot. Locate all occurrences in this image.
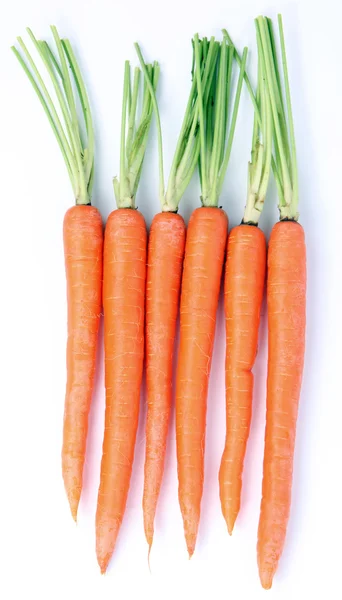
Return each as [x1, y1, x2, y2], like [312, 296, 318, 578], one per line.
[219, 27, 272, 534]
[96, 208, 147, 573]
[176, 36, 248, 556]
[177, 206, 228, 555]
[12, 27, 102, 520]
[255, 16, 306, 588]
[63, 206, 103, 519]
[219, 225, 266, 533]
[143, 212, 186, 547]
[135, 42, 213, 551]
[96, 59, 158, 573]
[258, 221, 306, 589]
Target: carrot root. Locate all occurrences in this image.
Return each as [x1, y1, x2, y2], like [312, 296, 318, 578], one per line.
[219, 224, 266, 535]
[62, 205, 103, 521]
[143, 212, 186, 548]
[176, 206, 228, 555]
[96, 208, 147, 574]
[257, 221, 306, 589]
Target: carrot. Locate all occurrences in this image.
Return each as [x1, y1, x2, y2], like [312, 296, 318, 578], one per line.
[143, 213, 185, 549]
[176, 35, 248, 556]
[219, 29, 272, 534]
[12, 27, 102, 520]
[135, 41, 218, 551]
[255, 15, 306, 589]
[96, 59, 158, 574]
[63, 206, 102, 519]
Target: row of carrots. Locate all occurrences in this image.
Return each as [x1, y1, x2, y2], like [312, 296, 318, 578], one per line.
[13, 14, 306, 590]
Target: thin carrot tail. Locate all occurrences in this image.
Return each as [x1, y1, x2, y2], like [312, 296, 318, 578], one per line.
[180, 504, 200, 558]
[219, 441, 246, 535]
[257, 504, 286, 590]
[96, 515, 121, 574]
[143, 441, 164, 548]
[62, 455, 82, 522]
[219, 369, 254, 535]
[144, 519, 154, 551]
[257, 491, 291, 590]
[143, 394, 173, 548]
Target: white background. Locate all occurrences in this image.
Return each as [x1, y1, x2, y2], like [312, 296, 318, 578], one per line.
[1, 0, 341, 598]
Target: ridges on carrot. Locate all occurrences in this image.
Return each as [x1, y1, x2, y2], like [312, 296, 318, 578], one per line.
[96, 57, 158, 574]
[12, 27, 103, 521]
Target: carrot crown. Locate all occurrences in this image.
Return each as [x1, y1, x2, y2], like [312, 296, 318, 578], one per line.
[242, 27, 273, 225]
[135, 39, 219, 212]
[114, 60, 159, 209]
[256, 15, 299, 220]
[194, 34, 247, 208]
[12, 27, 94, 206]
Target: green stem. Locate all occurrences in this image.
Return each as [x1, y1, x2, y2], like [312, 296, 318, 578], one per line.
[278, 13, 298, 217]
[62, 39, 95, 194]
[13, 27, 94, 205]
[117, 61, 131, 207]
[243, 21, 273, 225]
[208, 41, 226, 193]
[51, 26, 83, 154]
[256, 17, 292, 208]
[126, 67, 140, 160]
[216, 46, 248, 200]
[114, 56, 159, 209]
[194, 34, 207, 200]
[222, 27, 283, 203]
[134, 43, 165, 204]
[12, 45, 75, 188]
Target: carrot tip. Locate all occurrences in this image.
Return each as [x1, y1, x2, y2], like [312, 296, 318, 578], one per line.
[225, 514, 236, 536]
[259, 571, 274, 590]
[67, 494, 79, 523]
[98, 558, 109, 575]
[147, 544, 152, 574]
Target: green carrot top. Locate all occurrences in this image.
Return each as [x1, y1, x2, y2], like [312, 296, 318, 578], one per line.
[135, 38, 220, 213]
[193, 33, 248, 208]
[12, 27, 94, 206]
[255, 15, 298, 220]
[241, 24, 273, 225]
[114, 59, 159, 209]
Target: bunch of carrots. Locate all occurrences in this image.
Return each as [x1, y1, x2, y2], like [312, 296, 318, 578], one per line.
[13, 13, 306, 590]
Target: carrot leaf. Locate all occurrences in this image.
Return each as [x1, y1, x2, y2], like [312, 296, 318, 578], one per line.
[256, 15, 298, 220]
[243, 23, 272, 224]
[194, 33, 247, 207]
[114, 58, 159, 209]
[12, 27, 94, 205]
[135, 38, 219, 212]
[222, 28, 283, 204]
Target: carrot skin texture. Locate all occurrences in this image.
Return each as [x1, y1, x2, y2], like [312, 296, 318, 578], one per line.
[258, 221, 306, 589]
[219, 224, 266, 534]
[62, 205, 103, 520]
[143, 212, 186, 547]
[96, 208, 147, 574]
[176, 206, 228, 556]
